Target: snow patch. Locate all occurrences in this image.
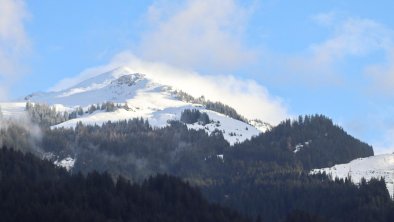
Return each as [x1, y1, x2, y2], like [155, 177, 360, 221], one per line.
[54, 157, 75, 171]
[294, 144, 303, 153]
[293, 140, 312, 153]
[249, 119, 272, 132]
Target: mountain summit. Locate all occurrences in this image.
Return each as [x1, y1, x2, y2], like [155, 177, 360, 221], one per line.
[25, 67, 151, 107]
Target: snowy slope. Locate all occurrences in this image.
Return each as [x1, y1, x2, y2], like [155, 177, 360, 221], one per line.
[19, 67, 264, 145]
[311, 154, 394, 197]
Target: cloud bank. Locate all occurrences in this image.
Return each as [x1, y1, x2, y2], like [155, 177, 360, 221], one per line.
[0, 0, 30, 100]
[51, 52, 288, 125]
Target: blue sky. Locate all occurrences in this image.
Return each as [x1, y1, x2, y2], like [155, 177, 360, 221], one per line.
[1, 0, 394, 153]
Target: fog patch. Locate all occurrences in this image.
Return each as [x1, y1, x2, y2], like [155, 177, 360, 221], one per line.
[0, 104, 43, 154]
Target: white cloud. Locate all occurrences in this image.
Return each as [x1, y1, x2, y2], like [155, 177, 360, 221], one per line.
[0, 0, 30, 100]
[311, 18, 392, 60]
[372, 127, 394, 155]
[341, 114, 394, 155]
[51, 51, 289, 125]
[311, 11, 339, 26]
[138, 0, 256, 72]
[365, 49, 394, 95]
[284, 17, 394, 85]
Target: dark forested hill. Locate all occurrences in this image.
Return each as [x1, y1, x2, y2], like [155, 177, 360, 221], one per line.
[236, 114, 373, 169]
[0, 146, 249, 222]
[0, 114, 387, 222]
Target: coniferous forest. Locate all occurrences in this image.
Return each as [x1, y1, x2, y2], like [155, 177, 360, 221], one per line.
[0, 147, 249, 222]
[1, 111, 394, 221]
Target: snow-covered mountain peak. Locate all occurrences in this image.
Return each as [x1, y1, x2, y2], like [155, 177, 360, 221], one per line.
[68, 67, 138, 89]
[5, 66, 268, 145]
[110, 73, 145, 87]
[24, 69, 156, 107]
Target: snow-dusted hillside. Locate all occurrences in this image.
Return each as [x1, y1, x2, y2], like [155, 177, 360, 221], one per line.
[3, 67, 267, 145]
[312, 154, 394, 197]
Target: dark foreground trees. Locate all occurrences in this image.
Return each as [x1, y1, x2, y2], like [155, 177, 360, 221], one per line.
[0, 147, 249, 222]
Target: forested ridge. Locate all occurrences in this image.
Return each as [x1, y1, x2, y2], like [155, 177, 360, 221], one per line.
[1, 105, 393, 221]
[236, 115, 373, 169]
